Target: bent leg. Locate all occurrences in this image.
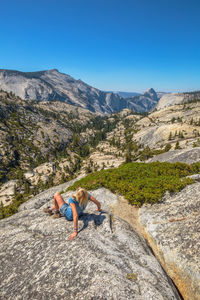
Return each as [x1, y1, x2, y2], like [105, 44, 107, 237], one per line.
[52, 192, 65, 210]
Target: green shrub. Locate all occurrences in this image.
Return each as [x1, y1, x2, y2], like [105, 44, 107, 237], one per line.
[66, 162, 199, 207]
[175, 141, 181, 150]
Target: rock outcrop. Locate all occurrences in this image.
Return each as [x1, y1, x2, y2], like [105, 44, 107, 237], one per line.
[156, 91, 200, 111]
[0, 180, 17, 206]
[24, 163, 56, 185]
[133, 101, 200, 149]
[139, 181, 200, 300]
[156, 94, 185, 110]
[0, 182, 181, 299]
[148, 147, 200, 164]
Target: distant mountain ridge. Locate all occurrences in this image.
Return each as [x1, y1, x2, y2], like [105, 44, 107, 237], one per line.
[116, 91, 169, 99]
[115, 91, 141, 98]
[0, 68, 159, 113]
[124, 88, 159, 112]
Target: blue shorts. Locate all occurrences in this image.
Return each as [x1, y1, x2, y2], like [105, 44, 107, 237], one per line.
[60, 203, 73, 221]
[60, 203, 83, 221]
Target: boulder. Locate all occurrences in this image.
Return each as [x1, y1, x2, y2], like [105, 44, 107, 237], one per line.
[0, 184, 181, 299]
[139, 182, 200, 300]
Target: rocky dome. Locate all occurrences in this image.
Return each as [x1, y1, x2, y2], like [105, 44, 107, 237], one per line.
[143, 88, 158, 101]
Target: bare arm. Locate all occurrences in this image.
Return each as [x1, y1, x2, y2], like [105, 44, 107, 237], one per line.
[69, 203, 78, 240]
[89, 195, 101, 211]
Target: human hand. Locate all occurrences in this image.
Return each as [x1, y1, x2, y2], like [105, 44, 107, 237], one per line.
[96, 207, 102, 212]
[68, 232, 78, 241]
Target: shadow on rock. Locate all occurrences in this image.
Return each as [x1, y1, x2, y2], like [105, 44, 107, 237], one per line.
[78, 211, 107, 233]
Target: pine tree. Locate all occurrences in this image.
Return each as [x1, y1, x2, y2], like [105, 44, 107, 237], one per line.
[175, 141, 180, 150]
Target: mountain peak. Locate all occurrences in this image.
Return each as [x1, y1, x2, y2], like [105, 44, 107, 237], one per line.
[146, 88, 156, 93]
[48, 68, 59, 73]
[143, 88, 158, 100]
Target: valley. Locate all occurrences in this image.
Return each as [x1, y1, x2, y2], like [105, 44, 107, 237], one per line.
[1, 74, 200, 217]
[0, 69, 200, 300]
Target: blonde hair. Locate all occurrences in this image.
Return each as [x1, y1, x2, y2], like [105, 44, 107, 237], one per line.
[73, 187, 88, 208]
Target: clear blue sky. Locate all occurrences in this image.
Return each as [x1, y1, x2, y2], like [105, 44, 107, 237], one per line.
[0, 0, 200, 92]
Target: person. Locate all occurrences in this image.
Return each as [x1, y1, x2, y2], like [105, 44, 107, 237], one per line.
[43, 188, 101, 240]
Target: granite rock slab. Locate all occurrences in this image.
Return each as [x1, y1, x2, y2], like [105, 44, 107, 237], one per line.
[0, 186, 181, 300]
[139, 182, 200, 300]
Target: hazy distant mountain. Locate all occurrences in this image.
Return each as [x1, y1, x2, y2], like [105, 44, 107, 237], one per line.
[117, 91, 169, 99]
[116, 91, 141, 98]
[143, 88, 158, 101]
[125, 88, 160, 112]
[0, 69, 159, 113]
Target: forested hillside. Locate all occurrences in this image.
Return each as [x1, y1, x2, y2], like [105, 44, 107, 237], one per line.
[0, 90, 138, 215]
[1, 89, 200, 218]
